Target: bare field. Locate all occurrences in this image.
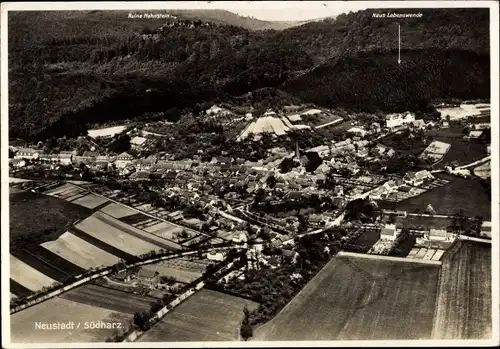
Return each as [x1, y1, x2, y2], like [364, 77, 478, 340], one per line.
[60, 284, 155, 314]
[383, 175, 491, 219]
[253, 255, 440, 340]
[11, 297, 131, 343]
[432, 241, 492, 339]
[141, 263, 202, 284]
[139, 289, 259, 342]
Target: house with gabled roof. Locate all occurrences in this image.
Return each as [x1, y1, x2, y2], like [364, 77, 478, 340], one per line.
[15, 147, 41, 160]
[115, 152, 134, 168]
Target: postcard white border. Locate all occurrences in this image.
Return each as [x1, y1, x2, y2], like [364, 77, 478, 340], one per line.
[1, 1, 499, 348]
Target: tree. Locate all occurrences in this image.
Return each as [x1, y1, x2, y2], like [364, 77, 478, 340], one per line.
[266, 175, 277, 189]
[388, 213, 396, 224]
[133, 311, 148, 330]
[425, 204, 436, 215]
[240, 305, 253, 341]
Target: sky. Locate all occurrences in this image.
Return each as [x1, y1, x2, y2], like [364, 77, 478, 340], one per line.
[225, 2, 370, 22]
[3, 1, 494, 22]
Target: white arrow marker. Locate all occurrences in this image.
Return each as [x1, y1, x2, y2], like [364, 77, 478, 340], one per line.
[398, 24, 401, 64]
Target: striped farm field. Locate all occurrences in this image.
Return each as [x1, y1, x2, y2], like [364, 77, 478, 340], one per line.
[71, 193, 109, 209]
[92, 211, 182, 250]
[42, 231, 121, 269]
[100, 203, 138, 219]
[75, 215, 166, 256]
[11, 249, 72, 283]
[11, 297, 132, 343]
[23, 245, 86, 276]
[10, 255, 58, 292]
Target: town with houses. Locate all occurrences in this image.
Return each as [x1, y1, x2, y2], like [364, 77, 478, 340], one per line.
[4, 4, 496, 345]
[8, 100, 493, 343]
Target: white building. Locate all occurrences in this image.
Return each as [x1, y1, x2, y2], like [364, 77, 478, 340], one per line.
[206, 105, 223, 115]
[386, 112, 415, 128]
[130, 136, 148, 149]
[14, 148, 40, 160]
[380, 224, 398, 240]
[207, 252, 225, 261]
[115, 152, 134, 168]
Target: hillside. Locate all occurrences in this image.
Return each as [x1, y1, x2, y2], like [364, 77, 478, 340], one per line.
[8, 8, 490, 140]
[286, 49, 490, 112]
[166, 9, 302, 31]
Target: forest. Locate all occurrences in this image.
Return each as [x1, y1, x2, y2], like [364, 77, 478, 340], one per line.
[8, 8, 490, 140]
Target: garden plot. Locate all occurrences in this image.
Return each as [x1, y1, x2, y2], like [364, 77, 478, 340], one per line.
[437, 104, 489, 121]
[140, 263, 203, 284]
[182, 235, 211, 247]
[133, 203, 155, 212]
[72, 193, 109, 209]
[42, 231, 121, 269]
[75, 215, 168, 255]
[134, 219, 160, 230]
[163, 258, 210, 274]
[100, 203, 138, 219]
[10, 255, 58, 292]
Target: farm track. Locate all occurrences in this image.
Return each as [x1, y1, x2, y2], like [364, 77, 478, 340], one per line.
[68, 227, 136, 262]
[60, 284, 155, 315]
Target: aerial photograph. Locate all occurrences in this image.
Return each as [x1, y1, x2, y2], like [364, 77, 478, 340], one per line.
[2, 1, 497, 346]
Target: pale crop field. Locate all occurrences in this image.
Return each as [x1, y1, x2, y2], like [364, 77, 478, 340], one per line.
[11, 297, 132, 343]
[42, 231, 121, 269]
[87, 125, 127, 139]
[100, 203, 138, 219]
[10, 255, 58, 291]
[72, 194, 109, 209]
[92, 211, 182, 250]
[75, 215, 169, 255]
[143, 222, 185, 240]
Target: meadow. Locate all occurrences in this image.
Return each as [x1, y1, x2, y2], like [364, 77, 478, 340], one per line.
[253, 254, 440, 340]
